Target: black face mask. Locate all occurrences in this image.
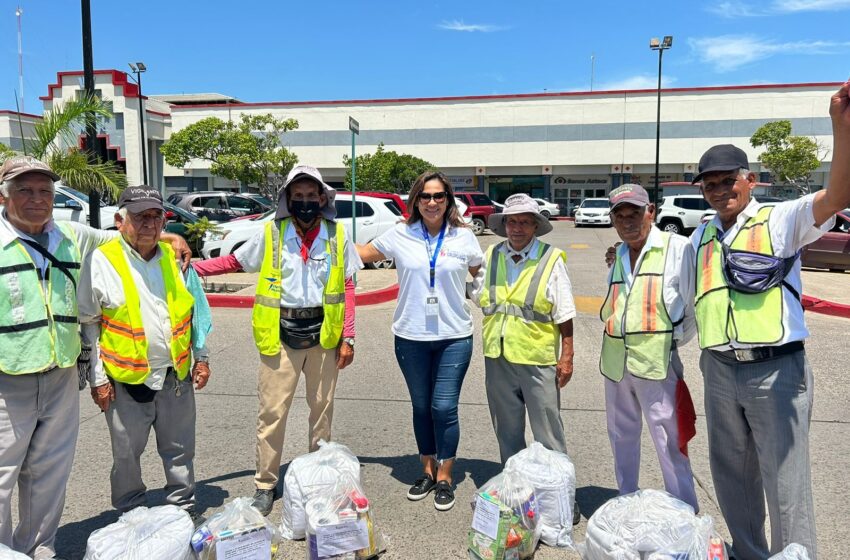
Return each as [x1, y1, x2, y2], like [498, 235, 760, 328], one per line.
[290, 200, 322, 224]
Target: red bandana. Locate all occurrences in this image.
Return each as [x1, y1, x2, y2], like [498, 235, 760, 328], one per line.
[299, 225, 320, 263]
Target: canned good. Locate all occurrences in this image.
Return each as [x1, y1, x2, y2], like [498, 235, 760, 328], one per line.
[190, 525, 212, 553]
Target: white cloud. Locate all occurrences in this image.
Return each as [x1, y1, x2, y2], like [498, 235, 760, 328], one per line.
[596, 74, 678, 90]
[689, 35, 850, 71]
[437, 20, 506, 32]
[706, 1, 765, 17]
[706, 0, 850, 16]
[774, 0, 850, 11]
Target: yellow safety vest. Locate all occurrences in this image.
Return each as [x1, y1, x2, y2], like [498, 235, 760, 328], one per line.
[478, 242, 566, 366]
[599, 232, 675, 382]
[0, 222, 81, 374]
[98, 239, 194, 383]
[252, 218, 346, 355]
[694, 206, 786, 349]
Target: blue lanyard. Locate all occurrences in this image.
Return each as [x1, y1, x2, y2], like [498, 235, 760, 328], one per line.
[422, 222, 447, 289]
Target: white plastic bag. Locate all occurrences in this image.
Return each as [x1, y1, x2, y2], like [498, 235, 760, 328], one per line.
[468, 468, 541, 560]
[0, 543, 29, 559]
[768, 544, 811, 560]
[83, 505, 194, 560]
[304, 472, 383, 560]
[281, 440, 361, 540]
[582, 489, 723, 560]
[193, 497, 282, 560]
[505, 441, 576, 548]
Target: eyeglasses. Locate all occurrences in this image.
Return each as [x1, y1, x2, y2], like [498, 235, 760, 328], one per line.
[418, 192, 447, 203]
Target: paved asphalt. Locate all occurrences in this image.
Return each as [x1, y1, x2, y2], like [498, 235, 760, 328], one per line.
[49, 222, 849, 559]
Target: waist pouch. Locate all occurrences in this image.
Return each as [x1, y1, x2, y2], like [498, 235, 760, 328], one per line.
[721, 244, 799, 294]
[280, 314, 324, 349]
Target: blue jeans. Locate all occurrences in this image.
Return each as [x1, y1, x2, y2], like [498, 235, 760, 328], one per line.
[394, 335, 473, 461]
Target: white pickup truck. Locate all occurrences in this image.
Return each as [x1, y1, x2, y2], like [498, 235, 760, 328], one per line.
[52, 184, 121, 229]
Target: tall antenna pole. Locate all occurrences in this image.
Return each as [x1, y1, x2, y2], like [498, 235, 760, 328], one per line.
[590, 53, 595, 92]
[16, 6, 23, 112]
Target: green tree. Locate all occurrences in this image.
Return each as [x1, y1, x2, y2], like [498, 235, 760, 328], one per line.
[750, 120, 824, 194]
[0, 143, 15, 164]
[342, 143, 435, 193]
[160, 114, 299, 199]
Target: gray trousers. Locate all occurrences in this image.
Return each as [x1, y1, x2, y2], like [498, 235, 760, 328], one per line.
[104, 370, 196, 512]
[485, 356, 568, 464]
[0, 366, 79, 560]
[700, 348, 817, 560]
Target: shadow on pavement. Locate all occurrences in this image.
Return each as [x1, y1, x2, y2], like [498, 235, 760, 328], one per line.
[358, 454, 502, 489]
[575, 485, 620, 519]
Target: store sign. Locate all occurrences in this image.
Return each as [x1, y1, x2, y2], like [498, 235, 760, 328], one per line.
[448, 176, 474, 189]
[552, 175, 610, 186]
[630, 174, 681, 185]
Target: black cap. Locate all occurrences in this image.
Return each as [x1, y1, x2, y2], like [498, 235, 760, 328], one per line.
[692, 144, 749, 184]
[118, 186, 163, 213]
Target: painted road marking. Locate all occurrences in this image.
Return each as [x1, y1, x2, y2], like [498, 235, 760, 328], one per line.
[569, 244, 590, 249]
[575, 295, 604, 314]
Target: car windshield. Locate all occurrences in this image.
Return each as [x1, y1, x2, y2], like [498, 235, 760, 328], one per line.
[581, 200, 609, 209]
[60, 186, 90, 203]
[249, 194, 273, 206]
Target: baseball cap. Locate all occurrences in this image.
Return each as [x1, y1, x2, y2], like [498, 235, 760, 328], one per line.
[118, 186, 163, 213]
[0, 156, 60, 183]
[609, 184, 650, 211]
[692, 144, 749, 183]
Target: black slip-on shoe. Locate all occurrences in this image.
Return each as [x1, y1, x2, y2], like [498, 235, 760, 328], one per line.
[433, 480, 455, 511]
[407, 474, 436, 501]
[573, 502, 581, 525]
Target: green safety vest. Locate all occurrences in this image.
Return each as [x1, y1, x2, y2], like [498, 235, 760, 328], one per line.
[478, 241, 566, 366]
[599, 232, 675, 382]
[0, 222, 81, 374]
[252, 219, 346, 355]
[97, 239, 195, 383]
[694, 206, 786, 349]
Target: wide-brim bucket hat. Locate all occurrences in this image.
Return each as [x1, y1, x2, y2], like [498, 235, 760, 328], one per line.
[488, 193, 553, 237]
[275, 165, 337, 220]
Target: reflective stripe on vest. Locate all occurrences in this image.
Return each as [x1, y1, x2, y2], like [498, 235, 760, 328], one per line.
[0, 221, 81, 374]
[694, 206, 785, 349]
[599, 232, 674, 382]
[252, 219, 346, 355]
[98, 239, 195, 383]
[478, 241, 565, 366]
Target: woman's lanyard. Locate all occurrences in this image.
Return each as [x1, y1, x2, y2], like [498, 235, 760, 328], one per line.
[421, 221, 447, 290]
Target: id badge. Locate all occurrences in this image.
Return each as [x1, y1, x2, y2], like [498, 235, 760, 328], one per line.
[425, 295, 439, 316]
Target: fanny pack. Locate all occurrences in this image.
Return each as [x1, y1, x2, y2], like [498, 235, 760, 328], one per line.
[280, 314, 324, 349]
[721, 244, 800, 298]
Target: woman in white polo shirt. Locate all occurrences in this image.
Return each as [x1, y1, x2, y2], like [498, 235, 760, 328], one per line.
[357, 171, 483, 511]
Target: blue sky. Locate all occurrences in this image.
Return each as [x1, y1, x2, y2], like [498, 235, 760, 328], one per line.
[1, 0, 849, 112]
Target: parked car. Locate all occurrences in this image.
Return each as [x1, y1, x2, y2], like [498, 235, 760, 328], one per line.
[201, 193, 400, 269]
[53, 184, 120, 229]
[243, 193, 274, 209]
[655, 195, 712, 234]
[163, 202, 211, 257]
[167, 191, 269, 222]
[342, 191, 409, 219]
[801, 209, 850, 272]
[453, 192, 496, 235]
[698, 196, 788, 225]
[574, 198, 611, 227]
[398, 194, 474, 227]
[532, 198, 560, 219]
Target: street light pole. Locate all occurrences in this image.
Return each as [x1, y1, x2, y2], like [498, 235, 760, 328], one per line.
[81, 0, 101, 228]
[650, 36, 673, 208]
[129, 62, 148, 185]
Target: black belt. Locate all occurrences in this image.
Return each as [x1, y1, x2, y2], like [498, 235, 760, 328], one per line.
[280, 307, 323, 320]
[713, 341, 804, 363]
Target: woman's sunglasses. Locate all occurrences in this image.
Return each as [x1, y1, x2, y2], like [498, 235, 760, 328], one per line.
[419, 192, 448, 203]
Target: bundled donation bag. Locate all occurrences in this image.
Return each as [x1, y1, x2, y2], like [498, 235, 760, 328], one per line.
[468, 468, 541, 560]
[768, 544, 811, 560]
[282, 440, 362, 540]
[505, 441, 577, 549]
[83, 505, 194, 560]
[304, 472, 384, 560]
[581, 489, 727, 560]
[0, 544, 28, 560]
[191, 497, 282, 560]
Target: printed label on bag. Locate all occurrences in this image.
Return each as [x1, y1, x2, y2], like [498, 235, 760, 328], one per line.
[214, 528, 271, 560]
[316, 520, 370, 556]
[472, 495, 501, 540]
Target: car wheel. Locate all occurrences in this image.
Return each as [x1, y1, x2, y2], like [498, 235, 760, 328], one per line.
[471, 217, 486, 235]
[367, 258, 396, 270]
[660, 220, 682, 235]
[540, 210, 551, 219]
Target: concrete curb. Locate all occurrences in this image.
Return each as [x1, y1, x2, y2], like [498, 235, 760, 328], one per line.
[207, 284, 400, 308]
[802, 294, 850, 319]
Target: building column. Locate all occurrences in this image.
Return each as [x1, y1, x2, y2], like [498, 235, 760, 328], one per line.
[477, 174, 487, 196]
[684, 172, 694, 183]
[760, 171, 771, 183]
[611, 174, 621, 188]
[543, 175, 551, 200]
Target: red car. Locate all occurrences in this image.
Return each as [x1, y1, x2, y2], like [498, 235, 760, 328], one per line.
[454, 192, 496, 235]
[355, 192, 409, 219]
[801, 209, 850, 272]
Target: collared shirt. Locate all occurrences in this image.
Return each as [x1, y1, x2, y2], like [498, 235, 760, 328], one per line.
[607, 226, 696, 344]
[235, 220, 362, 308]
[78, 237, 208, 389]
[684, 193, 835, 350]
[470, 237, 577, 326]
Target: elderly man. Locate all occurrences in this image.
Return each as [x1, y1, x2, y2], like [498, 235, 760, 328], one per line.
[472, 193, 576, 464]
[78, 186, 211, 523]
[684, 82, 850, 559]
[600, 184, 698, 511]
[0, 157, 190, 559]
[193, 165, 361, 516]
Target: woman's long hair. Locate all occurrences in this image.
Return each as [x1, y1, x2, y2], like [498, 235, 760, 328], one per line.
[405, 171, 466, 228]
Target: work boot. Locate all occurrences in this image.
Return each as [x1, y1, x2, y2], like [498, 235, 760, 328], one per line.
[573, 502, 581, 525]
[251, 488, 277, 517]
[186, 507, 207, 528]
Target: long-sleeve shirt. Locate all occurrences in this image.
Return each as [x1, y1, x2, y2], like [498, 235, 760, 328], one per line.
[79, 237, 208, 389]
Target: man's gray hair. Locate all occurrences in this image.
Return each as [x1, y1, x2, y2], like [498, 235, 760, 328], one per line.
[738, 168, 751, 178]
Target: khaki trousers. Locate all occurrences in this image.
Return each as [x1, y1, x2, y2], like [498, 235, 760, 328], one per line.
[255, 343, 339, 490]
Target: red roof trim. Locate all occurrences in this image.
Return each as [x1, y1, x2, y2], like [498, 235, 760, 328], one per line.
[0, 110, 42, 119]
[171, 81, 844, 110]
[40, 70, 143, 101]
[146, 109, 170, 118]
[78, 132, 125, 162]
